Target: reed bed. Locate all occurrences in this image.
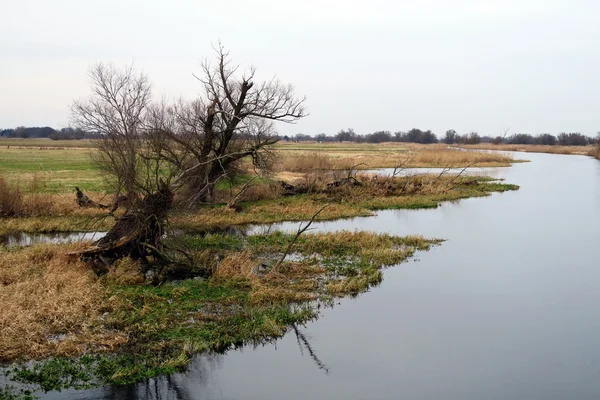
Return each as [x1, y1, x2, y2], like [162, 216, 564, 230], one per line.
[461, 143, 596, 156]
[273, 143, 515, 171]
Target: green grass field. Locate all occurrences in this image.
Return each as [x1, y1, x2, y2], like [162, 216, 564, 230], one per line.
[0, 138, 96, 148]
[0, 139, 517, 194]
[0, 145, 104, 193]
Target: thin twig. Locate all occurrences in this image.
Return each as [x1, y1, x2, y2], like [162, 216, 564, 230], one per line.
[273, 205, 329, 272]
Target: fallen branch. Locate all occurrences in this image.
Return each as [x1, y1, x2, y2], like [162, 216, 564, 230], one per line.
[272, 205, 329, 272]
[75, 187, 108, 209]
[448, 163, 475, 185]
[227, 177, 257, 211]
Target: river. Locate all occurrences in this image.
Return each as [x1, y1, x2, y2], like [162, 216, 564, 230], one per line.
[34, 152, 600, 399]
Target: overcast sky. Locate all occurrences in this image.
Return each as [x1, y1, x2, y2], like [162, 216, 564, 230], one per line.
[2, 0, 600, 136]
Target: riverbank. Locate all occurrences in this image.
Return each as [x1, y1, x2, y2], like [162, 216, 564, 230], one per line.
[1, 231, 439, 395]
[0, 174, 518, 236]
[460, 143, 598, 157]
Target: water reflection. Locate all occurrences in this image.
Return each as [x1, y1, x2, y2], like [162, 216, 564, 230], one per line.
[0, 231, 107, 247]
[293, 324, 330, 375]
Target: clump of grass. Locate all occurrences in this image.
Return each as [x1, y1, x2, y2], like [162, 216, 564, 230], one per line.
[590, 144, 600, 160]
[212, 250, 257, 281]
[275, 151, 335, 172]
[0, 176, 23, 217]
[238, 183, 282, 202]
[0, 243, 127, 363]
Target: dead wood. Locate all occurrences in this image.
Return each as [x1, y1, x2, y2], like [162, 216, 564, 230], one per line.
[272, 205, 328, 273]
[75, 187, 108, 209]
[79, 183, 174, 276]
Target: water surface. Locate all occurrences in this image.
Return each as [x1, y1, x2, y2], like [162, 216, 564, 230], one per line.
[31, 152, 600, 399]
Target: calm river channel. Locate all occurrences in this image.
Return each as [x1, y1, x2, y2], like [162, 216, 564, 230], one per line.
[37, 152, 600, 399]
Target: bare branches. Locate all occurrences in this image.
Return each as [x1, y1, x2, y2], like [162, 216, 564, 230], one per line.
[227, 177, 256, 209]
[448, 163, 475, 185]
[391, 155, 412, 177]
[273, 205, 329, 272]
[182, 44, 306, 202]
[72, 63, 152, 200]
[73, 46, 306, 206]
[72, 63, 151, 137]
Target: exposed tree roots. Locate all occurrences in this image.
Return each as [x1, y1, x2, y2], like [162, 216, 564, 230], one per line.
[79, 185, 174, 276]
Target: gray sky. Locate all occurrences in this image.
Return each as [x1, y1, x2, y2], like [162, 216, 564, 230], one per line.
[1, 0, 599, 136]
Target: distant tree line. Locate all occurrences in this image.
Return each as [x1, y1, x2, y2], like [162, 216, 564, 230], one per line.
[3, 125, 597, 147]
[282, 129, 598, 146]
[283, 128, 439, 144]
[0, 126, 101, 140]
[503, 132, 596, 146]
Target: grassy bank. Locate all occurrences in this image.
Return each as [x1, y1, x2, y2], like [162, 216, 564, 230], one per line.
[176, 175, 518, 230]
[1, 231, 438, 395]
[0, 174, 519, 236]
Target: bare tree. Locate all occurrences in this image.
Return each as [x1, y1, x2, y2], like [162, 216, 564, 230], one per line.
[168, 44, 307, 202]
[72, 63, 152, 201]
[71, 47, 307, 274]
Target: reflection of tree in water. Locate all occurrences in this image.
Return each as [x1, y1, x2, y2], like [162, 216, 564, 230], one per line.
[98, 326, 330, 399]
[99, 354, 224, 400]
[67, 321, 331, 399]
[293, 324, 330, 375]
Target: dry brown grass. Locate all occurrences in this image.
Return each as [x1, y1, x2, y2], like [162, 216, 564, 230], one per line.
[0, 174, 109, 218]
[212, 251, 320, 305]
[591, 145, 600, 160]
[272, 143, 515, 171]
[0, 175, 22, 217]
[275, 151, 336, 171]
[0, 243, 127, 362]
[409, 144, 516, 166]
[174, 173, 517, 230]
[212, 251, 257, 281]
[461, 143, 596, 155]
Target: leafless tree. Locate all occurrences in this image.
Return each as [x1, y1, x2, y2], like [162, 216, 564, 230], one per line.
[71, 63, 153, 202]
[70, 47, 307, 274]
[167, 44, 307, 202]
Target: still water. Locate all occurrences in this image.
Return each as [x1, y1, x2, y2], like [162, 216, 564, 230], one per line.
[39, 152, 600, 399]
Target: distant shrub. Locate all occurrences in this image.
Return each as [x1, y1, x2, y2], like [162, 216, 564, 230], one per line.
[0, 176, 23, 217]
[0, 175, 57, 217]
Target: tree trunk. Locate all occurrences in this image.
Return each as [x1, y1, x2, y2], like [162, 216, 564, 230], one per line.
[80, 184, 173, 275]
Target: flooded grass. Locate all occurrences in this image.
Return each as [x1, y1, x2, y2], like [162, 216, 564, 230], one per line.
[0, 230, 438, 395]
